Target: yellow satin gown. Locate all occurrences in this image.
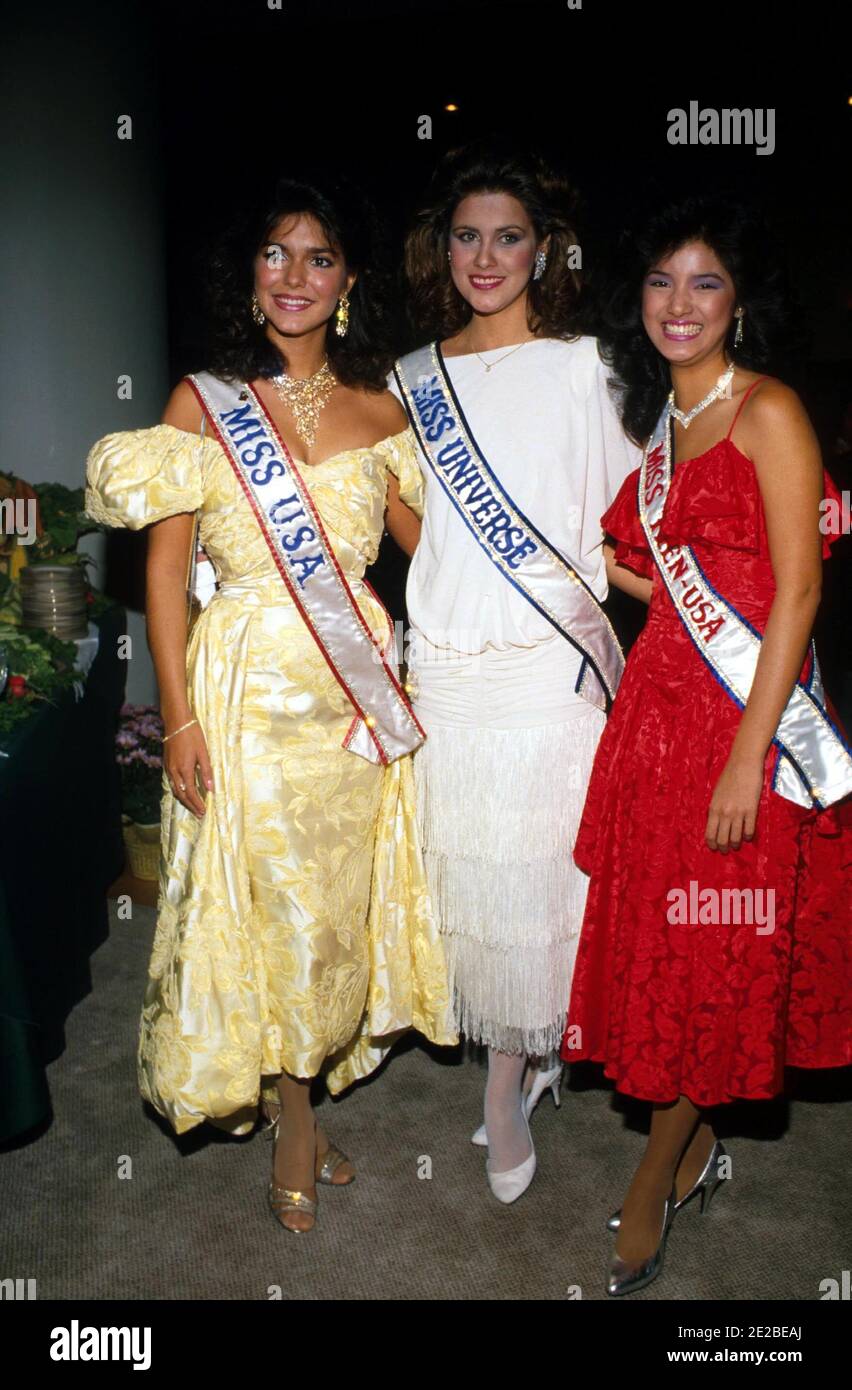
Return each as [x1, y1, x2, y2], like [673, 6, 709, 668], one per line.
[85, 419, 456, 1135]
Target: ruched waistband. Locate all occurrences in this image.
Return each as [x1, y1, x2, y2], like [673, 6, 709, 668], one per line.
[408, 631, 593, 729]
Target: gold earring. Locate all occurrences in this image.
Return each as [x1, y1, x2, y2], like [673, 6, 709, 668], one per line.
[251, 291, 265, 326]
[335, 290, 350, 338]
[734, 307, 744, 347]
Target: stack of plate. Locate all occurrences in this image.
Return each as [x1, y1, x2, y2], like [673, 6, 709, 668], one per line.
[21, 564, 89, 640]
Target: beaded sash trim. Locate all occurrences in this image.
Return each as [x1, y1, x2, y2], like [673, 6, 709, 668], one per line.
[187, 372, 424, 766]
[639, 405, 852, 809]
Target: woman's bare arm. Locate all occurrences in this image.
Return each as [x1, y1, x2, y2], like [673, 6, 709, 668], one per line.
[385, 472, 421, 557]
[706, 381, 823, 850]
[145, 384, 213, 817]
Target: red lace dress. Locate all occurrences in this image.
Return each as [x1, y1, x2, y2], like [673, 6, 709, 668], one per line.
[561, 435, 852, 1106]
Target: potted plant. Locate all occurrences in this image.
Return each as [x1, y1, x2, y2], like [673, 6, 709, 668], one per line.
[0, 473, 112, 624]
[0, 615, 80, 749]
[116, 703, 165, 881]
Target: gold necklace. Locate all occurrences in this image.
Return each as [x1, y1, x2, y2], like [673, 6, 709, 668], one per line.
[270, 360, 336, 446]
[473, 339, 534, 372]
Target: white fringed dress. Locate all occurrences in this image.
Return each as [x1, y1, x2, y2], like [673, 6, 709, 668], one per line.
[392, 336, 640, 1055]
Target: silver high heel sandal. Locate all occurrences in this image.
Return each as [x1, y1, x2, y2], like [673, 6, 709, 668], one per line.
[606, 1139, 727, 1231]
[471, 1055, 562, 1148]
[606, 1185, 677, 1297]
[268, 1113, 319, 1235]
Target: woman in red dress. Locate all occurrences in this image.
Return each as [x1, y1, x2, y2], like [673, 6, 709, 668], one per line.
[562, 195, 852, 1296]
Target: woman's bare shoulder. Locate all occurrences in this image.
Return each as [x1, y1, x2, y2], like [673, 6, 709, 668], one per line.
[340, 382, 408, 436]
[162, 379, 205, 434]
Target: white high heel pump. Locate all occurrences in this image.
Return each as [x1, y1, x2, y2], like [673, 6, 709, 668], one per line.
[486, 1102, 536, 1204]
[471, 1056, 562, 1147]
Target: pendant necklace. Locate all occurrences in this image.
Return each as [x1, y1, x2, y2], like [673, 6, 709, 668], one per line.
[668, 363, 734, 429]
[270, 359, 336, 447]
[474, 339, 534, 372]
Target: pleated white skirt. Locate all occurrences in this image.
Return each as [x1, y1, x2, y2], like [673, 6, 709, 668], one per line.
[408, 631, 606, 1055]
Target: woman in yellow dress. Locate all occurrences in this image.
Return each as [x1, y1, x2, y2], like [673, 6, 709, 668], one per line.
[85, 174, 456, 1233]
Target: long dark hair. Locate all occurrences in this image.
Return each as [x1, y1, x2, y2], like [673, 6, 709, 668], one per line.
[205, 171, 397, 390]
[598, 192, 804, 444]
[404, 138, 584, 343]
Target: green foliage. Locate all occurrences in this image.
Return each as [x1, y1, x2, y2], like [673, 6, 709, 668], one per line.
[0, 474, 112, 748]
[0, 624, 80, 745]
[0, 572, 22, 625]
[29, 480, 101, 561]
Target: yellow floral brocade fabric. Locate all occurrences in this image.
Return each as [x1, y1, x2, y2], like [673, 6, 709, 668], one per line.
[85, 422, 455, 1135]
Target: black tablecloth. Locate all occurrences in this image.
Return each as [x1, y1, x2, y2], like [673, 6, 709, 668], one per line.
[0, 606, 126, 1144]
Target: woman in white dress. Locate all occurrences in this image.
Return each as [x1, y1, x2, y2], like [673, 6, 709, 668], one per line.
[392, 142, 640, 1201]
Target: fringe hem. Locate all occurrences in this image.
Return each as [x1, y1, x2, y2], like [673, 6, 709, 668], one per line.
[443, 931, 579, 1057]
[423, 848, 590, 949]
[453, 1004, 569, 1058]
[413, 712, 605, 865]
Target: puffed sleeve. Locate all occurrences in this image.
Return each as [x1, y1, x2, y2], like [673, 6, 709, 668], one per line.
[84, 423, 205, 530]
[576, 345, 644, 563]
[377, 427, 425, 519]
[593, 351, 644, 505]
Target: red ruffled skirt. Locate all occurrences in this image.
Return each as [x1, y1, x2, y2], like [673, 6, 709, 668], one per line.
[562, 597, 852, 1106]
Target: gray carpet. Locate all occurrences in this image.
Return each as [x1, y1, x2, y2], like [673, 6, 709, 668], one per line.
[2, 902, 850, 1301]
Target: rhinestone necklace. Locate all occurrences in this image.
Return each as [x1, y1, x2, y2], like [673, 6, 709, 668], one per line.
[668, 364, 734, 429]
[270, 360, 336, 446]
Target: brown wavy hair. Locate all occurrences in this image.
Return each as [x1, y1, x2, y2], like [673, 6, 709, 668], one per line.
[205, 171, 398, 391]
[404, 138, 584, 344]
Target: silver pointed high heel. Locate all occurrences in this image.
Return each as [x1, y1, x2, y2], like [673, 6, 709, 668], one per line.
[606, 1185, 677, 1297]
[471, 1055, 562, 1147]
[486, 1101, 536, 1204]
[607, 1139, 727, 1231]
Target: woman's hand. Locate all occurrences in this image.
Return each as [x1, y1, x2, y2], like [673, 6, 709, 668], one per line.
[705, 754, 764, 852]
[164, 722, 214, 818]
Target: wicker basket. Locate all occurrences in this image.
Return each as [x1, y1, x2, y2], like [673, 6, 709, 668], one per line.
[121, 818, 160, 881]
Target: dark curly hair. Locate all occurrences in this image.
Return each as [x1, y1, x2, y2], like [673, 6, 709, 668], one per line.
[598, 191, 805, 445]
[404, 138, 584, 343]
[205, 171, 397, 391]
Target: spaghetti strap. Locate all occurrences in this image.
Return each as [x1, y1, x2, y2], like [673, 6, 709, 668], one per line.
[726, 376, 770, 441]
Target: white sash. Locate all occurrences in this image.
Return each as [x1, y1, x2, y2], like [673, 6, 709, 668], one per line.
[187, 372, 424, 766]
[394, 343, 624, 711]
[639, 405, 852, 810]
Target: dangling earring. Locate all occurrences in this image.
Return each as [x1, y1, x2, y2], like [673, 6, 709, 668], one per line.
[251, 291, 265, 326]
[734, 306, 744, 347]
[335, 290, 350, 338]
[533, 249, 547, 282]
